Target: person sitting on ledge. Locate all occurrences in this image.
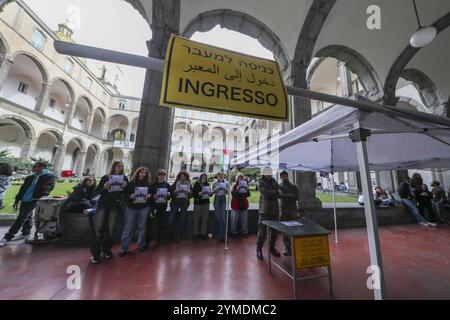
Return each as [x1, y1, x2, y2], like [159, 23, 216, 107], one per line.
[63, 176, 98, 213]
[398, 176, 436, 228]
[0, 162, 55, 247]
[374, 186, 394, 206]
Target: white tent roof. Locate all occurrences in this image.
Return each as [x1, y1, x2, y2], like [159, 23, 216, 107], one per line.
[235, 105, 450, 172]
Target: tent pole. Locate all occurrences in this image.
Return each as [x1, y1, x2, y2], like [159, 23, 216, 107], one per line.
[331, 173, 338, 243]
[224, 165, 232, 251]
[352, 121, 386, 300]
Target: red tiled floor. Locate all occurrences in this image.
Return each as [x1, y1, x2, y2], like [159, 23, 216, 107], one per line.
[0, 224, 449, 300]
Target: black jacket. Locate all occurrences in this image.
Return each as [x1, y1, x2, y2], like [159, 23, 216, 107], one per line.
[96, 175, 129, 208]
[64, 184, 97, 212]
[398, 181, 412, 199]
[125, 180, 152, 209]
[193, 180, 212, 205]
[258, 176, 280, 216]
[15, 172, 56, 202]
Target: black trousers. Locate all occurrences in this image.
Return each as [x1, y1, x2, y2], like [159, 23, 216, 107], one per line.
[89, 206, 120, 257]
[4, 201, 36, 240]
[145, 204, 170, 245]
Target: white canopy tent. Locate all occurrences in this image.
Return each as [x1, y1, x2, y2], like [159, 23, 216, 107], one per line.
[233, 104, 450, 300]
[235, 105, 450, 172]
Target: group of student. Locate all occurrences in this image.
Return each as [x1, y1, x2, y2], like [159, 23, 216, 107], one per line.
[398, 173, 450, 227]
[62, 161, 253, 264]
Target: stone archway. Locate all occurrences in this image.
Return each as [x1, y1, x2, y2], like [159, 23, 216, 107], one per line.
[307, 45, 383, 99]
[383, 12, 450, 106]
[399, 68, 443, 111]
[182, 9, 290, 75]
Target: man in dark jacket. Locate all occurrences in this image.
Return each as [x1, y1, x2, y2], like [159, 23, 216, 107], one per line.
[0, 162, 56, 246]
[278, 171, 299, 256]
[398, 177, 434, 227]
[256, 167, 281, 260]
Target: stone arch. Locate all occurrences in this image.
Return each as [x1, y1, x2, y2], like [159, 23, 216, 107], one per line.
[307, 45, 383, 98]
[49, 77, 75, 102]
[75, 95, 93, 113]
[37, 128, 64, 145]
[182, 9, 290, 75]
[11, 51, 49, 84]
[0, 114, 36, 158]
[383, 12, 450, 106]
[0, 114, 36, 141]
[399, 68, 443, 110]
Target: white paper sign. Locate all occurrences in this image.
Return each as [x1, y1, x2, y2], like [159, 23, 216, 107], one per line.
[134, 187, 148, 203]
[156, 187, 168, 203]
[202, 186, 211, 199]
[108, 175, 124, 192]
[178, 184, 188, 198]
[238, 180, 248, 193]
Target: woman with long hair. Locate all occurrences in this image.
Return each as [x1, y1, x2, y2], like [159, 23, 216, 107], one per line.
[192, 173, 212, 241]
[169, 170, 192, 243]
[119, 167, 152, 256]
[90, 161, 128, 264]
[63, 176, 97, 213]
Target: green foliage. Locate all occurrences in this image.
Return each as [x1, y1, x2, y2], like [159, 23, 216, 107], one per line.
[29, 156, 53, 170]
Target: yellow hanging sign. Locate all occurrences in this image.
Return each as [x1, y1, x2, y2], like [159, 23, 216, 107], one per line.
[294, 235, 330, 270]
[160, 34, 289, 122]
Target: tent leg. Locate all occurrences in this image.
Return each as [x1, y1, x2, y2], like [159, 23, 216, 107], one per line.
[331, 173, 338, 243]
[353, 122, 386, 300]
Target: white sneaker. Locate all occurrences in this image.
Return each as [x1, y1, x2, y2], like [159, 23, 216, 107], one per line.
[427, 222, 437, 227]
[0, 238, 8, 247]
[419, 222, 430, 227]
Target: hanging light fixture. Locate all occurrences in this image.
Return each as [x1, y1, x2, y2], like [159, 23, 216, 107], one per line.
[410, 0, 437, 47]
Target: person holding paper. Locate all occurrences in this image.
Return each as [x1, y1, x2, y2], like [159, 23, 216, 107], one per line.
[149, 169, 171, 246]
[119, 167, 152, 256]
[90, 161, 128, 264]
[193, 173, 212, 241]
[256, 167, 281, 260]
[278, 170, 299, 256]
[169, 171, 192, 243]
[231, 173, 251, 238]
[212, 171, 229, 242]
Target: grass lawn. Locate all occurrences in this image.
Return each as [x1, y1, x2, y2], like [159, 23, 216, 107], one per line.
[0, 181, 77, 214]
[0, 183, 357, 214]
[247, 188, 357, 204]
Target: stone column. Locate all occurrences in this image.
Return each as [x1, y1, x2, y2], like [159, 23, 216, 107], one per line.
[74, 151, 87, 177]
[125, 121, 133, 142]
[337, 61, 353, 98]
[0, 57, 13, 92]
[20, 139, 37, 160]
[132, 0, 180, 175]
[86, 111, 94, 133]
[53, 144, 67, 177]
[65, 100, 77, 126]
[35, 83, 51, 113]
[102, 117, 111, 140]
[290, 65, 322, 209]
[91, 150, 102, 177]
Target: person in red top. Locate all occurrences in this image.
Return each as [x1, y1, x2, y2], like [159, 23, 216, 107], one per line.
[230, 173, 251, 238]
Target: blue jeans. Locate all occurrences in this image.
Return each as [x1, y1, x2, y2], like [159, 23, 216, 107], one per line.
[401, 198, 427, 223]
[214, 196, 227, 240]
[120, 206, 149, 251]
